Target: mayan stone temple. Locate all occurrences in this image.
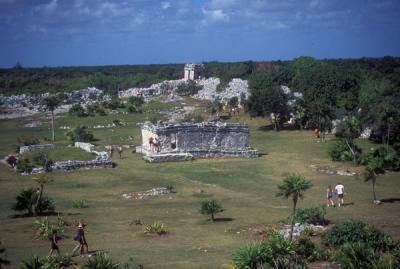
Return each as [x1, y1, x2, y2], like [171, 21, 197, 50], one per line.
[137, 121, 258, 162]
[184, 63, 205, 80]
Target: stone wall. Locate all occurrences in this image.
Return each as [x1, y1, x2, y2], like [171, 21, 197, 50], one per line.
[19, 144, 55, 154]
[140, 121, 258, 161]
[51, 160, 113, 172]
[74, 142, 95, 152]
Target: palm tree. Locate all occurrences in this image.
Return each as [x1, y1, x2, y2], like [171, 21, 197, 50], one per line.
[363, 157, 385, 203]
[276, 174, 312, 240]
[33, 174, 53, 216]
[42, 95, 62, 141]
[200, 199, 224, 222]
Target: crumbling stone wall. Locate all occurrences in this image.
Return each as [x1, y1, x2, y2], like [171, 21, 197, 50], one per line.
[141, 121, 258, 158]
[19, 144, 55, 154]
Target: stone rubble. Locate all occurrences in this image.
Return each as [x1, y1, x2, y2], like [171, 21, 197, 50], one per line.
[310, 164, 359, 177]
[118, 80, 186, 99]
[122, 187, 172, 200]
[19, 144, 55, 154]
[0, 87, 103, 109]
[279, 223, 326, 238]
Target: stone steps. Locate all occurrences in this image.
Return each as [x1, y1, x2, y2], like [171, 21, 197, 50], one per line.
[143, 153, 194, 163]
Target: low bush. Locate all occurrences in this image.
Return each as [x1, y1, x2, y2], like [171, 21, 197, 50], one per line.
[87, 103, 107, 116]
[200, 199, 224, 222]
[323, 221, 396, 252]
[34, 216, 64, 239]
[284, 206, 327, 225]
[103, 97, 125, 110]
[72, 199, 88, 208]
[16, 158, 33, 174]
[334, 242, 400, 269]
[231, 231, 316, 269]
[0, 241, 10, 268]
[69, 103, 88, 117]
[66, 125, 95, 143]
[18, 137, 40, 146]
[32, 152, 54, 172]
[128, 96, 144, 107]
[176, 80, 203, 96]
[328, 140, 361, 162]
[12, 188, 55, 216]
[144, 222, 167, 235]
[83, 252, 120, 269]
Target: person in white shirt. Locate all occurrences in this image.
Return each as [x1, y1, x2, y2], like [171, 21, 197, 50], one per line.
[335, 182, 345, 207]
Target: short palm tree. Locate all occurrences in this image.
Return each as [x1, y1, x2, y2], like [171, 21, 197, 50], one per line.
[200, 199, 224, 222]
[33, 174, 53, 216]
[363, 157, 385, 203]
[276, 174, 312, 240]
[42, 95, 62, 141]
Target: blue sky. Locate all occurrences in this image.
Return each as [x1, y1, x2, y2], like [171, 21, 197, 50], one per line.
[0, 0, 399, 67]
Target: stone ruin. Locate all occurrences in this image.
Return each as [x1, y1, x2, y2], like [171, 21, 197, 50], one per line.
[136, 121, 258, 162]
[19, 144, 55, 154]
[184, 63, 205, 80]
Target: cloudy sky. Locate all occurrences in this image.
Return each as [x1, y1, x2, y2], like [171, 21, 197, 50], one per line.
[0, 0, 399, 67]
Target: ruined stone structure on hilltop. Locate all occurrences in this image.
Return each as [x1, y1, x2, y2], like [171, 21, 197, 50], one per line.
[184, 63, 205, 80]
[137, 121, 258, 162]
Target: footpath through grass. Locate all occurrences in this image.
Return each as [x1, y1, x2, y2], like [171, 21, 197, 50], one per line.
[0, 109, 399, 269]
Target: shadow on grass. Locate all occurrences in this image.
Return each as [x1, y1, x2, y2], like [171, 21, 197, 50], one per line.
[10, 211, 62, 218]
[381, 198, 400, 203]
[212, 217, 235, 222]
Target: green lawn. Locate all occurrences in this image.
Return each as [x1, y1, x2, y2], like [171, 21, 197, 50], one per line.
[0, 103, 399, 269]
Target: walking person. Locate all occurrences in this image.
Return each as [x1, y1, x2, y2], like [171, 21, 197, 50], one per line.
[72, 222, 88, 256]
[117, 144, 123, 159]
[326, 185, 335, 207]
[335, 182, 345, 207]
[48, 229, 60, 257]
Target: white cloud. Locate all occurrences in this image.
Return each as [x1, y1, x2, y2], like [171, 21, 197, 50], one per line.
[202, 8, 230, 25]
[161, 1, 171, 10]
[35, 0, 58, 14]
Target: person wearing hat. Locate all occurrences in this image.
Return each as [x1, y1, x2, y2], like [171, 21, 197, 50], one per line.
[72, 222, 88, 256]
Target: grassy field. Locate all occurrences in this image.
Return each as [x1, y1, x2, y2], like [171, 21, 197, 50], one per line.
[0, 103, 399, 269]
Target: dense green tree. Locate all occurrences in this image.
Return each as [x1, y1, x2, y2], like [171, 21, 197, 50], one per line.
[42, 95, 63, 141]
[247, 76, 290, 130]
[176, 80, 202, 96]
[335, 116, 362, 163]
[359, 78, 400, 148]
[276, 174, 312, 240]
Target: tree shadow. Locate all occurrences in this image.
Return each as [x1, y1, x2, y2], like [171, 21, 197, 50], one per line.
[10, 211, 60, 219]
[380, 198, 400, 203]
[213, 217, 235, 222]
[258, 152, 268, 157]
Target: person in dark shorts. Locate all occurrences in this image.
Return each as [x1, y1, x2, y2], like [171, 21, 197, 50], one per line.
[326, 185, 335, 207]
[72, 222, 88, 256]
[48, 229, 60, 257]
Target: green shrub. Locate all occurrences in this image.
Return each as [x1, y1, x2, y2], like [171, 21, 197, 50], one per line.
[12, 188, 55, 216]
[323, 221, 396, 251]
[16, 158, 33, 173]
[231, 242, 269, 269]
[66, 125, 95, 143]
[5, 155, 18, 167]
[19, 255, 43, 269]
[328, 140, 361, 162]
[18, 137, 40, 146]
[372, 147, 400, 171]
[295, 237, 319, 263]
[87, 103, 107, 116]
[69, 103, 88, 117]
[0, 241, 10, 268]
[128, 96, 144, 107]
[103, 97, 125, 110]
[83, 252, 120, 269]
[34, 217, 63, 240]
[144, 222, 167, 235]
[284, 206, 327, 225]
[32, 152, 54, 172]
[176, 80, 203, 96]
[72, 199, 88, 208]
